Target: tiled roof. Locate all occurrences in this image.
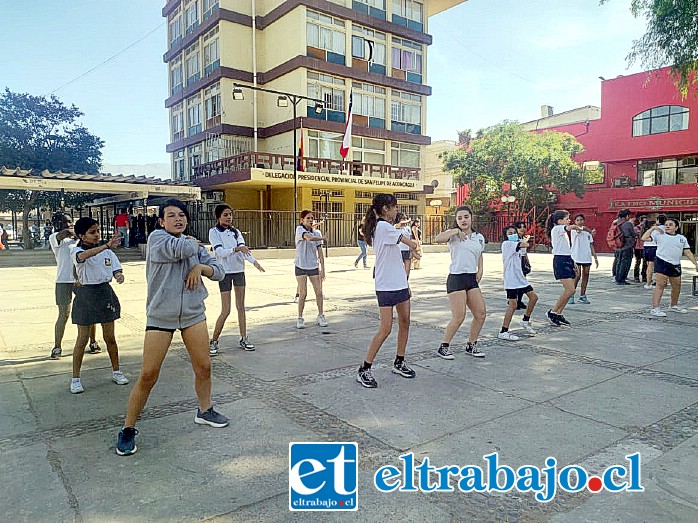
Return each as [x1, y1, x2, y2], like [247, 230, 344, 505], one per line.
[0, 167, 189, 186]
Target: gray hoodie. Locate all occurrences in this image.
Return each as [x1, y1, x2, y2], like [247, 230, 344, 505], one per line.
[145, 229, 224, 330]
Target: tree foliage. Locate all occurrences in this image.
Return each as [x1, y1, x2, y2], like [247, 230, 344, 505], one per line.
[601, 0, 698, 95]
[0, 88, 103, 247]
[441, 121, 586, 216]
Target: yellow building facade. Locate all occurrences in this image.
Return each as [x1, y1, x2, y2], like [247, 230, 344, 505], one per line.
[163, 0, 467, 216]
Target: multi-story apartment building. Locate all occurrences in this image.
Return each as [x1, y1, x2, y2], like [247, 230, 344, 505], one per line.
[163, 0, 466, 216]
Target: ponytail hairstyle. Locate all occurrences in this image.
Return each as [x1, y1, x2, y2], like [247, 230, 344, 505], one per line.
[299, 209, 313, 232]
[364, 193, 397, 246]
[546, 210, 569, 239]
[450, 205, 474, 231]
[214, 203, 237, 239]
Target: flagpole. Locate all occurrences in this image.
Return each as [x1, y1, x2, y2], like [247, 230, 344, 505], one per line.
[293, 101, 297, 219]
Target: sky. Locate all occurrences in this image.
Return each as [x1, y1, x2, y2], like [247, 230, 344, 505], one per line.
[1, 0, 649, 167]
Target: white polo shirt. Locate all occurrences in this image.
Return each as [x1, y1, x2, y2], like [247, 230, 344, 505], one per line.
[73, 247, 122, 285]
[448, 231, 485, 274]
[373, 220, 408, 291]
[501, 240, 529, 289]
[49, 232, 77, 284]
[551, 225, 572, 256]
[643, 224, 665, 247]
[209, 226, 256, 274]
[398, 224, 412, 252]
[570, 230, 594, 264]
[652, 230, 690, 265]
[295, 226, 323, 270]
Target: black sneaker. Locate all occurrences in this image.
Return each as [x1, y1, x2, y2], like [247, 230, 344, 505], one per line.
[88, 341, 102, 354]
[437, 345, 455, 360]
[516, 302, 527, 310]
[239, 336, 255, 351]
[546, 309, 561, 326]
[357, 366, 378, 388]
[194, 407, 230, 428]
[465, 342, 485, 358]
[116, 427, 138, 456]
[50, 347, 62, 359]
[557, 315, 571, 326]
[392, 360, 416, 378]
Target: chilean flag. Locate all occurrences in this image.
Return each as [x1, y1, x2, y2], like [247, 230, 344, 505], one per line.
[340, 91, 353, 159]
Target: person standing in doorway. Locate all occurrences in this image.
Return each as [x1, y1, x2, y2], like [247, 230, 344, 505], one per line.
[354, 219, 368, 269]
[114, 208, 130, 248]
[614, 209, 636, 285]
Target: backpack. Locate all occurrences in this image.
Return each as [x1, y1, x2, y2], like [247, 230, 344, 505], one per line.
[606, 222, 623, 249]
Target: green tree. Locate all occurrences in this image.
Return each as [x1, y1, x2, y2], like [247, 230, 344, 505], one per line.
[601, 0, 698, 95]
[0, 88, 103, 248]
[441, 121, 585, 216]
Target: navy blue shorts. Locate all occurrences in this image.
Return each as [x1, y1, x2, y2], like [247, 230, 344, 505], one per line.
[654, 256, 681, 278]
[401, 250, 411, 261]
[553, 255, 576, 280]
[446, 273, 479, 293]
[295, 266, 320, 277]
[219, 272, 245, 292]
[376, 288, 410, 307]
[643, 246, 657, 263]
[506, 285, 534, 300]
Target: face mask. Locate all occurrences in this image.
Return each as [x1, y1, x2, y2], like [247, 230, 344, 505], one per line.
[507, 234, 520, 242]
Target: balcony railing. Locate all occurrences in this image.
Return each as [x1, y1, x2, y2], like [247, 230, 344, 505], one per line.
[192, 152, 420, 181]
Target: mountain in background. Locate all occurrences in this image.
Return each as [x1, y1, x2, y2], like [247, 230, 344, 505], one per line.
[101, 163, 170, 180]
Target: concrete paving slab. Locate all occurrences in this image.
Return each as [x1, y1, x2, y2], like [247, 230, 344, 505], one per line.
[645, 349, 698, 380]
[0, 381, 37, 437]
[589, 318, 698, 349]
[551, 373, 698, 429]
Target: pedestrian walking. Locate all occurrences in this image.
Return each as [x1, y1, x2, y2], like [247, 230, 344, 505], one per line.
[354, 219, 368, 269]
[69, 217, 127, 394]
[642, 218, 698, 317]
[356, 194, 420, 388]
[114, 208, 130, 248]
[208, 204, 265, 355]
[570, 213, 598, 304]
[294, 210, 327, 329]
[116, 199, 228, 457]
[411, 219, 423, 270]
[498, 225, 538, 341]
[433, 205, 487, 359]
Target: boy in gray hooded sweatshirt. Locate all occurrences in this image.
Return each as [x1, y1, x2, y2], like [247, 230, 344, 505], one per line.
[117, 199, 227, 456]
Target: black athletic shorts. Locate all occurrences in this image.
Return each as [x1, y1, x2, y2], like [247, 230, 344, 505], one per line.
[575, 262, 592, 268]
[643, 246, 657, 263]
[376, 288, 410, 307]
[654, 256, 682, 278]
[506, 285, 534, 300]
[55, 283, 75, 306]
[401, 250, 411, 261]
[295, 266, 320, 277]
[219, 272, 246, 292]
[446, 273, 479, 294]
[553, 255, 576, 280]
[145, 326, 176, 333]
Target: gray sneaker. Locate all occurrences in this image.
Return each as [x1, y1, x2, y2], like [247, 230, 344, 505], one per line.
[209, 340, 219, 357]
[194, 407, 230, 428]
[239, 336, 255, 351]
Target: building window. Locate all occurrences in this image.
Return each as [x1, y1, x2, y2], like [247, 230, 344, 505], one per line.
[205, 134, 222, 162]
[391, 141, 420, 167]
[392, 0, 423, 32]
[174, 149, 186, 180]
[203, 26, 220, 76]
[352, 26, 387, 75]
[312, 189, 344, 197]
[171, 102, 184, 142]
[582, 163, 605, 185]
[395, 192, 419, 200]
[187, 95, 202, 136]
[185, 0, 199, 36]
[352, 82, 386, 129]
[188, 144, 202, 179]
[309, 130, 343, 160]
[638, 157, 698, 186]
[400, 204, 418, 215]
[306, 10, 346, 65]
[632, 106, 689, 136]
[204, 83, 221, 128]
[355, 202, 372, 215]
[352, 137, 386, 165]
[352, 0, 386, 20]
[313, 200, 344, 214]
[203, 0, 218, 20]
[168, 7, 183, 48]
[356, 191, 373, 198]
[185, 43, 200, 86]
[307, 72, 346, 122]
[169, 56, 183, 95]
[391, 37, 423, 83]
[391, 90, 422, 135]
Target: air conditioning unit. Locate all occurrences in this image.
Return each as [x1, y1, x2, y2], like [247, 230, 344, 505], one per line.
[202, 190, 224, 203]
[613, 176, 630, 188]
[681, 157, 697, 167]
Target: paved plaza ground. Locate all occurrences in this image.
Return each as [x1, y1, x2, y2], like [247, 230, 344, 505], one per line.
[1, 248, 697, 522]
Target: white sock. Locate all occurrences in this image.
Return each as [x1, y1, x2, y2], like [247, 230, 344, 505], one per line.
[71, 377, 81, 383]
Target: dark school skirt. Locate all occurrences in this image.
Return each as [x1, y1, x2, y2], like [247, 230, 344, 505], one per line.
[72, 282, 121, 326]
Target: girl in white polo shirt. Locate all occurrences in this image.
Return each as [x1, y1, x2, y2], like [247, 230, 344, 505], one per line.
[70, 217, 126, 394]
[434, 205, 486, 359]
[356, 194, 420, 388]
[294, 210, 326, 329]
[570, 213, 599, 304]
[395, 212, 413, 279]
[642, 218, 698, 317]
[208, 204, 265, 355]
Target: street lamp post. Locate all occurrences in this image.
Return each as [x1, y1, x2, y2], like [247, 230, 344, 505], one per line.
[501, 195, 516, 219]
[232, 83, 324, 219]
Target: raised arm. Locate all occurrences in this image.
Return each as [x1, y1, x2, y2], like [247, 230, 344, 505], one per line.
[641, 226, 661, 242]
[434, 228, 461, 244]
[148, 230, 199, 262]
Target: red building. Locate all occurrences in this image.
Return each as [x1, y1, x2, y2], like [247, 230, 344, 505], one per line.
[522, 68, 698, 253]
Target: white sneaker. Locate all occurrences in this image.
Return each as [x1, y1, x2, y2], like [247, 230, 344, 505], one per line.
[644, 284, 653, 290]
[296, 317, 305, 329]
[70, 379, 84, 394]
[112, 371, 129, 385]
[519, 320, 537, 335]
[209, 339, 219, 357]
[650, 307, 667, 317]
[497, 331, 520, 341]
[293, 295, 299, 303]
[317, 314, 328, 327]
[669, 305, 688, 314]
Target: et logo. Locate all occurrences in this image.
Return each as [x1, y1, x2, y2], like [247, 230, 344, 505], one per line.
[289, 442, 358, 511]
